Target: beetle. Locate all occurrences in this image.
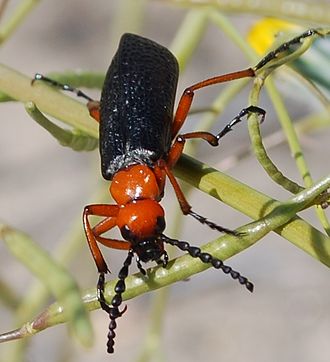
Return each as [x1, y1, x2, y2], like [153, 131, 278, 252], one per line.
[34, 33, 266, 353]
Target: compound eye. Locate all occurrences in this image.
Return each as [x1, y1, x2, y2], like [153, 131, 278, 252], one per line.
[120, 225, 136, 242]
[156, 216, 166, 234]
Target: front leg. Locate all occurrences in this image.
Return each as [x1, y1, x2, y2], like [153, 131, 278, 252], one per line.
[83, 204, 120, 273]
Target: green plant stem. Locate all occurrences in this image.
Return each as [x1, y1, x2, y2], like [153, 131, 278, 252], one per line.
[264, 78, 330, 234]
[1, 185, 108, 362]
[285, 66, 330, 108]
[169, 7, 210, 69]
[215, 107, 330, 174]
[136, 288, 169, 362]
[209, 11, 256, 60]
[0, 223, 93, 347]
[175, 156, 330, 265]
[110, 0, 147, 48]
[167, 0, 330, 25]
[0, 0, 40, 44]
[0, 63, 98, 137]
[1, 156, 329, 341]
[266, 78, 313, 183]
[0, 0, 9, 18]
[0, 71, 105, 102]
[0, 278, 20, 309]
[248, 71, 330, 233]
[45, 71, 105, 89]
[210, 17, 330, 232]
[25, 102, 98, 151]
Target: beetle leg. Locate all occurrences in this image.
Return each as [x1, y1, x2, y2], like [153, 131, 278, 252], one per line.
[92, 216, 118, 236]
[172, 29, 321, 137]
[92, 217, 132, 250]
[32, 73, 94, 100]
[172, 68, 255, 137]
[159, 161, 238, 235]
[95, 236, 131, 250]
[87, 100, 100, 122]
[83, 204, 120, 273]
[32, 73, 100, 122]
[167, 106, 265, 169]
[165, 106, 265, 235]
[158, 160, 191, 215]
[84, 204, 133, 338]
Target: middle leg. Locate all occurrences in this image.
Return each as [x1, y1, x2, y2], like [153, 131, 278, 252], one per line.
[163, 106, 265, 234]
[167, 105, 266, 169]
[161, 160, 239, 235]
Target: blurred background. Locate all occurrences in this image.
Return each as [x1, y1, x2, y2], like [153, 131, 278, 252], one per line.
[0, 1, 330, 361]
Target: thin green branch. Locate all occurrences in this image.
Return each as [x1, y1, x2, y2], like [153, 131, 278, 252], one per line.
[0, 0, 40, 45]
[264, 79, 310, 184]
[248, 76, 305, 194]
[208, 17, 327, 190]
[45, 71, 105, 89]
[25, 102, 98, 151]
[216, 107, 330, 174]
[175, 156, 330, 264]
[136, 288, 169, 362]
[264, 79, 330, 234]
[0, 0, 9, 19]
[209, 11, 256, 60]
[0, 71, 105, 103]
[1, 186, 108, 361]
[169, 8, 210, 69]
[0, 63, 98, 137]
[209, 19, 330, 232]
[165, 0, 330, 25]
[251, 117, 304, 192]
[0, 278, 20, 309]
[110, 0, 147, 47]
[1, 158, 329, 341]
[250, 27, 329, 188]
[0, 223, 93, 347]
[285, 66, 329, 107]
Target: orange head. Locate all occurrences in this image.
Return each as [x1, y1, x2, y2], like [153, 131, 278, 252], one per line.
[117, 199, 165, 240]
[117, 198, 166, 262]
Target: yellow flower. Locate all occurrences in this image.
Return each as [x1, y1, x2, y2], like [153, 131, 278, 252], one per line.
[248, 18, 301, 55]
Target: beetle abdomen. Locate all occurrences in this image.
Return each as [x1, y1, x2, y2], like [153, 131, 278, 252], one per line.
[100, 33, 179, 180]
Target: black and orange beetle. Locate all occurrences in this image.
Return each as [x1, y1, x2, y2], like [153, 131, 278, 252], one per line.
[34, 33, 267, 353]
